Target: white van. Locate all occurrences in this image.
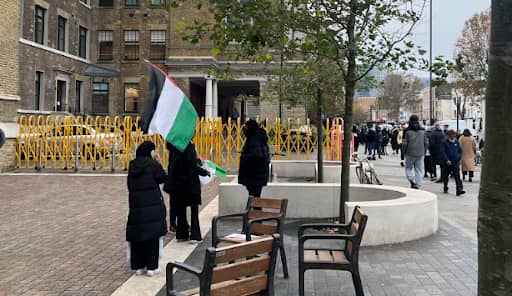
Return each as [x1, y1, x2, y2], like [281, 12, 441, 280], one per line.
[435, 120, 479, 137]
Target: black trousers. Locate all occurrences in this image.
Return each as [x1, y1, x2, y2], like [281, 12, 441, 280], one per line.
[246, 185, 263, 197]
[169, 197, 177, 228]
[176, 203, 201, 240]
[442, 164, 463, 192]
[130, 238, 159, 270]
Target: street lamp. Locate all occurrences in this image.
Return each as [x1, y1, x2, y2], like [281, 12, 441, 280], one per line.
[429, 0, 433, 125]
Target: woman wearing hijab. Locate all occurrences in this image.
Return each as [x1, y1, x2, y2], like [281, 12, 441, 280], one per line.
[126, 141, 168, 276]
[238, 119, 270, 198]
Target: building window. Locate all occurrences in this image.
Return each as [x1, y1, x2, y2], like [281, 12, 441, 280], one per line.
[34, 6, 46, 45]
[57, 16, 67, 51]
[124, 83, 140, 113]
[35, 71, 43, 110]
[150, 31, 166, 60]
[98, 31, 113, 61]
[124, 31, 139, 60]
[151, 0, 165, 5]
[79, 26, 88, 59]
[75, 80, 83, 113]
[125, 0, 139, 7]
[99, 0, 113, 7]
[92, 83, 109, 114]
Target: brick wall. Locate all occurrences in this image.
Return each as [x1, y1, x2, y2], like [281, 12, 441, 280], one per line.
[0, 1, 20, 96]
[0, 139, 16, 173]
[19, 0, 92, 113]
[0, 1, 20, 172]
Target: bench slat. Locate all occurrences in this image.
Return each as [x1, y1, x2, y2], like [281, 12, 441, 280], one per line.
[212, 256, 270, 283]
[250, 223, 278, 235]
[248, 210, 279, 219]
[250, 198, 283, 209]
[215, 237, 273, 264]
[211, 274, 268, 296]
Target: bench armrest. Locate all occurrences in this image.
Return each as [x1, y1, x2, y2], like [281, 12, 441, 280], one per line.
[212, 212, 248, 246]
[166, 261, 202, 294]
[299, 233, 356, 245]
[298, 223, 350, 236]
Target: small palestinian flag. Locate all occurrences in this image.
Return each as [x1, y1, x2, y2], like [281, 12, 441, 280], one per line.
[204, 159, 227, 180]
[141, 60, 198, 152]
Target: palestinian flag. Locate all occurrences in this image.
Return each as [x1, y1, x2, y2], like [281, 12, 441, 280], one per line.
[141, 60, 198, 152]
[201, 158, 228, 179]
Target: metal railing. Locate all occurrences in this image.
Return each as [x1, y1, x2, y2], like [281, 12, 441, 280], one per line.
[16, 115, 347, 172]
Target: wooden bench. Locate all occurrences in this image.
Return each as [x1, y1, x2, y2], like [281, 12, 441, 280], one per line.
[211, 197, 289, 278]
[298, 206, 368, 296]
[166, 234, 280, 296]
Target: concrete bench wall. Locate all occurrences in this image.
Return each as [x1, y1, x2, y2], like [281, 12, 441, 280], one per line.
[218, 182, 438, 246]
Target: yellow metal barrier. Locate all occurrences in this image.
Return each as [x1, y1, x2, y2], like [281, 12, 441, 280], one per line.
[16, 115, 345, 171]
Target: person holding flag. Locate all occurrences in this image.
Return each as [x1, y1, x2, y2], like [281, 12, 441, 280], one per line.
[164, 141, 210, 243]
[141, 60, 211, 243]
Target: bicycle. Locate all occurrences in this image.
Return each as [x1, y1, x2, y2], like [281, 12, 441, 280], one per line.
[354, 154, 383, 185]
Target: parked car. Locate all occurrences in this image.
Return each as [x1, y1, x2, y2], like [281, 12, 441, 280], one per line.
[18, 124, 122, 160]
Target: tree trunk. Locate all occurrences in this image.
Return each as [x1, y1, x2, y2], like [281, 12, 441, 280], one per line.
[339, 0, 357, 223]
[478, 1, 512, 294]
[316, 86, 323, 183]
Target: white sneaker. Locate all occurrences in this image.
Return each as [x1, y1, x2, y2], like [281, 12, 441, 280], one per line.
[146, 268, 161, 277]
[188, 239, 203, 245]
[135, 269, 145, 275]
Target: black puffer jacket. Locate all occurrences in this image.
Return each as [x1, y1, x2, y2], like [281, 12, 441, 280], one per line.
[238, 124, 270, 187]
[126, 156, 168, 242]
[164, 142, 209, 206]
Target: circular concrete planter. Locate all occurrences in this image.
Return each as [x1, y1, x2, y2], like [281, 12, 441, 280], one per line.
[218, 181, 438, 246]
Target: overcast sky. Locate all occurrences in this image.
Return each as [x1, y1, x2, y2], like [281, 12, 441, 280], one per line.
[409, 0, 490, 77]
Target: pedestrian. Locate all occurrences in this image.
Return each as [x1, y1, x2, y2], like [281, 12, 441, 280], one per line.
[375, 126, 383, 158]
[238, 119, 270, 198]
[460, 129, 477, 182]
[390, 127, 400, 155]
[164, 142, 210, 243]
[428, 123, 445, 182]
[366, 126, 377, 160]
[397, 124, 405, 166]
[424, 129, 435, 178]
[352, 124, 360, 152]
[402, 115, 428, 189]
[126, 141, 168, 276]
[381, 128, 390, 155]
[441, 130, 465, 196]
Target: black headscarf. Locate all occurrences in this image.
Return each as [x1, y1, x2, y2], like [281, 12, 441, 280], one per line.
[136, 141, 156, 158]
[243, 119, 260, 137]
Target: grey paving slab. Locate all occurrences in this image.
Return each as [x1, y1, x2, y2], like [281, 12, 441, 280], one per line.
[157, 217, 477, 296]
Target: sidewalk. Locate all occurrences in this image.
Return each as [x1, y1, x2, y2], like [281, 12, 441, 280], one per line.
[0, 174, 223, 296]
[157, 218, 476, 296]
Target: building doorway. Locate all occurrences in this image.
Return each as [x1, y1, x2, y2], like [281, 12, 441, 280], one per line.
[56, 80, 67, 112]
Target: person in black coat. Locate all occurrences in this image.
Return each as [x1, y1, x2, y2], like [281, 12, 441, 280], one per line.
[164, 142, 210, 242]
[126, 141, 168, 276]
[429, 123, 446, 182]
[238, 119, 270, 198]
[441, 130, 465, 196]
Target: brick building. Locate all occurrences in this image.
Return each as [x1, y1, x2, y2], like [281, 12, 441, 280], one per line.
[0, 0, 21, 172]
[19, 0, 93, 114]
[14, 0, 304, 121]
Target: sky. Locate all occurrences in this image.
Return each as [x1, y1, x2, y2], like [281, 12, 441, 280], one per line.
[408, 0, 490, 78]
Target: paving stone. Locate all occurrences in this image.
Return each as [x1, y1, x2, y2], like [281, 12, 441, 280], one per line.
[0, 174, 224, 296]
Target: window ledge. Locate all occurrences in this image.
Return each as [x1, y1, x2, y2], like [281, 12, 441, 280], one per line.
[19, 38, 90, 64]
[79, 1, 91, 9]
